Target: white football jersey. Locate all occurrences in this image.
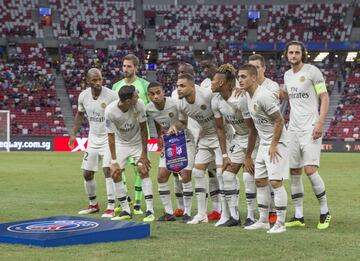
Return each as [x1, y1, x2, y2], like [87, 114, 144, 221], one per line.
[146, 97, 194, 141]
[178, 86, 216, 137]
[105, 99, 147, 145]
[212, 91, 250, 139]
[246, 86, 287, 146]
[78, 87, 118, 149]
[284, 64, 327, 131]
[172, 85, 201, 141]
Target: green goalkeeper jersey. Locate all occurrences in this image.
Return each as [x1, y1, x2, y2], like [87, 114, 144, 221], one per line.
[112, 76, 150, 105]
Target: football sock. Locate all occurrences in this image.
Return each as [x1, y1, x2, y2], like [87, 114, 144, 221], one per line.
[223, 171, 239, 220]
[269, 184, 276, 213]
[273, 185, 287, 224]
[208, 168, 221, 213]
[158, 181, 173, 214]
[105, 177, 115, 210]
[114, 181, 130, 213]
[182, 181, 193, 216]
[243, 172, 256, 220]
[193, 168, 207, 216]
[142, 177, 154, 213]
[307, 171, 329, 215]
[290, 174, 304, 218]
[257, 185, 270, 223]
[133, 165, 143, 206]
[173, 173, 185, 209]
[84, 179, 97, 205]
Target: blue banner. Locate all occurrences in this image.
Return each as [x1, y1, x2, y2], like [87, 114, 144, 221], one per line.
[163, 130, 188, 172]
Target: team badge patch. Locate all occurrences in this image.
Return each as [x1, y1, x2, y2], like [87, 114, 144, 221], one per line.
[200, 104, 207, 110]
[169, 112, 174, 118]
[253, 104, 257, 112]
[101, 103, 107, 109]
[300, 76, 305, 82]
[163, 130, 188, 172]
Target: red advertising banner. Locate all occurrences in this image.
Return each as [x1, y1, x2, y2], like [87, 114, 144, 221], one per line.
[53, 137, 161, 152]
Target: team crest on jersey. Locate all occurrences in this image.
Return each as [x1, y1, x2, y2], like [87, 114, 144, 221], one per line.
[253, 104, 258, 112]
[200, 104, 207, 110]
[169, 112, 174, 118]
[101, 103, 107, 109]
[299, 76, 305, 82]
[7, 220, 99, 233]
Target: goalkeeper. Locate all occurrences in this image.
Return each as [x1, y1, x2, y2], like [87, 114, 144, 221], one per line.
[112, 54, 150, 215]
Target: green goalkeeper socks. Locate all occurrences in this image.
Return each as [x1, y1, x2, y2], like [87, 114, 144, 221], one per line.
[133, 164, 143, 206]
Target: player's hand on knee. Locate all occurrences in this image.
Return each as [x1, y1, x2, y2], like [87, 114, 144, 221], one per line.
[268, 145, 282, 164]
[138, 156, 151, 171]
[244, 156, 255, 174]
[110, 163, 121, 178]
[222, 156, 232, 172]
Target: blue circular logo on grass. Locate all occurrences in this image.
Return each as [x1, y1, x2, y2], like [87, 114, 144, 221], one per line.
[7, 220, 99, 233]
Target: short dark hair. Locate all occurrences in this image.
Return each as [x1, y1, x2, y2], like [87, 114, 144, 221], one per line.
[178, 63, 195, 76]
[177, 73, 194, 83]
[284, 41, 308, 63]
[200, 53, 218, 67]
[118, 85, 136, 102]
[238, 64, 258, 77]
[123, 54, 139, 67]
[148, 81, 162, 91]
[248, 54, 266, 68]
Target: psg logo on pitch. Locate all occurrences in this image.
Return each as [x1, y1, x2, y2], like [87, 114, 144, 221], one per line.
[7, 220, 99, 233]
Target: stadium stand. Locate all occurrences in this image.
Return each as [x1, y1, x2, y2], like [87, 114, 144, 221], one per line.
[145, 4, 247, 42]
[325, 65, 360, 140]
[0, 43, 67, 136]
[49, 0, 136, 40]
[257, 4, 352, 42]
[0, 0, 44, 38]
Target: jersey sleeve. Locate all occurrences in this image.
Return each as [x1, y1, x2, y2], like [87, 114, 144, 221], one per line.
[136, 100, 147, 123]
[260, 90, 279, 116]
[77, 91, 85, 112]
[283, 72, 289, 93]
[310, 66, 327, 95]
[105, 107, 115, 134]
[211, 96, 221, 118]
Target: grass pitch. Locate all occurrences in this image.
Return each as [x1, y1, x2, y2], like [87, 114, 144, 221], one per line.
[0, 152, 359, 260]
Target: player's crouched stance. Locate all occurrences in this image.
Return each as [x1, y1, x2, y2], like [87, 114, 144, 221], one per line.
[105, 85, 155, 222]
[146, 82, 195, 223]
[239, 64, 289, 234]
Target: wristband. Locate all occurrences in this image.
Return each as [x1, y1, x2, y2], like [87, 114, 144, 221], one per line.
[222, 153, 228, 158]
[111, 159, 118, 164]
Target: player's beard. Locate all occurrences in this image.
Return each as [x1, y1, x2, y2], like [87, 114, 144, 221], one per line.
[289, 59, 301, 66]
[124, 72, 134, 78]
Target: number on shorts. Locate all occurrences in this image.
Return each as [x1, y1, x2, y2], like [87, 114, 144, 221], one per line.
[84, 152, 89, 161]
[229, 145, 235, 153]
